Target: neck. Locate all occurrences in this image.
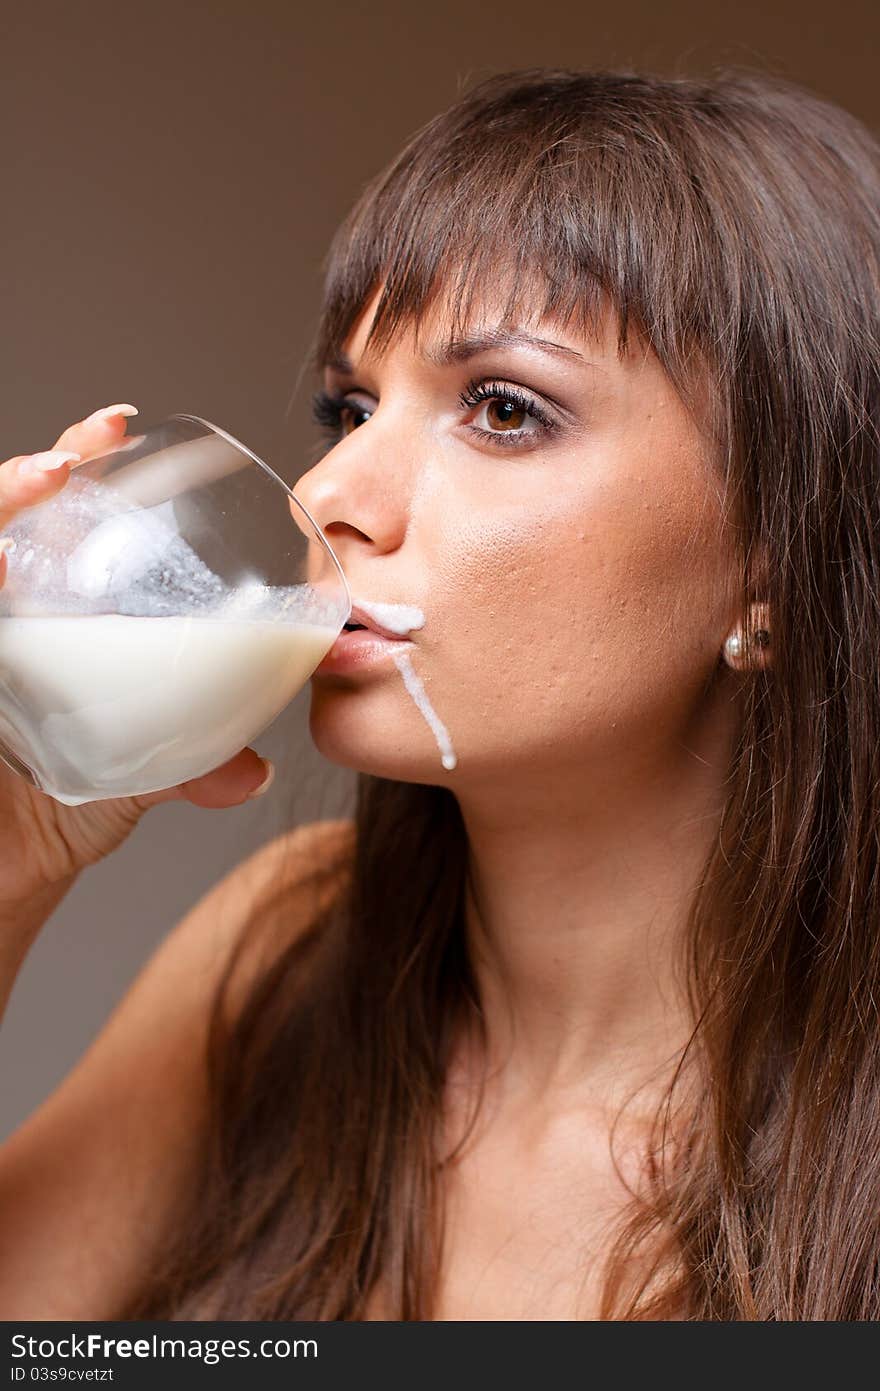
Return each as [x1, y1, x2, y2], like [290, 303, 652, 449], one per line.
[453, 686, 737, 1115]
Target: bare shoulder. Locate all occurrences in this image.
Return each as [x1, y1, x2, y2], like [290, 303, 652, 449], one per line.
[211, 815, 356, 1017]
[0, 817, 355, 1319]
[181, 814, 354, 951]
[232, 815, 356, 911]
[102, 815, 356, 1032]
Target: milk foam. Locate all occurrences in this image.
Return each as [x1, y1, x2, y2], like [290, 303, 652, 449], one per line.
[356, 598, 425, 638]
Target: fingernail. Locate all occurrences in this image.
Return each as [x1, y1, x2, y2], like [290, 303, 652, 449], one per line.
[19, 450, 82, 475]
[0, 539, 13, 555]
[245, 759, 275, 800]
[86, 403, 140, 423]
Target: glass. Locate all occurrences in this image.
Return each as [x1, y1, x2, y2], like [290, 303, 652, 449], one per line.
[0, 413, 351, 805]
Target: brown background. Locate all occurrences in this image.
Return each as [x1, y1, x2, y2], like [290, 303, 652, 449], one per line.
[1, 0, 877, 1139]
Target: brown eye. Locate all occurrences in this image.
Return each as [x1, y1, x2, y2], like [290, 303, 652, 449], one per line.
[485, 399, 528, 431]
[340, 404, 372, 434]
[311, 388, 374, 441]
[459, 378, 554, 449]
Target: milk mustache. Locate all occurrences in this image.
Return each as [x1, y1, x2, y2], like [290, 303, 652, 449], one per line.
[0, 612, 338, 805]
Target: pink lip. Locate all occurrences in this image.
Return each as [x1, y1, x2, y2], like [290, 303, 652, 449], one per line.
[315, 627, 414, 676]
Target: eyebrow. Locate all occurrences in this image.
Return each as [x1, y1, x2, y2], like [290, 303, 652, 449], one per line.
[326, 328, 586, 375]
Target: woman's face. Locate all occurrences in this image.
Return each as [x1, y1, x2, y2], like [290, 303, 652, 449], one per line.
[296, 282, 743, 800]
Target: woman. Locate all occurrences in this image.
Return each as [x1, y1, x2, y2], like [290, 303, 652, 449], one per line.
[1, 65, 879, 1321]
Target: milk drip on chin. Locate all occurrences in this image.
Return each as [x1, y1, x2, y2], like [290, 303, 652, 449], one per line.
[356, 598, 458, 773]
[391, 645, 457, 771]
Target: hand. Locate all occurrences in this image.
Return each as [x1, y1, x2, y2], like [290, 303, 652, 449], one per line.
[0, 405, 275, 899]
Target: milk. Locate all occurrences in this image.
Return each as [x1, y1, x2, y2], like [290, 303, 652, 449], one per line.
[354, 599, 457, 773]
[390, 645, 457, 770]
[0, 613, 338, 805]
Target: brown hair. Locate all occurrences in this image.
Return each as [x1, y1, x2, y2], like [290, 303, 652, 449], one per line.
[126, 66, 880, 1319]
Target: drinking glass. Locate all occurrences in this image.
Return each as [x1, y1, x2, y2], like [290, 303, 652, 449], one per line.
[0, 413, 351, 805]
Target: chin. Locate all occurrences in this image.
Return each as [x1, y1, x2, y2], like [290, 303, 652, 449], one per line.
[306, 705, 453, 786]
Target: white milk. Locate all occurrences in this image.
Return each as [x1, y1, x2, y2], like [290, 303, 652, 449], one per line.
[391, 646, 457, 771]
[0, 613, 338, 805]
[354, 599, 458, 774]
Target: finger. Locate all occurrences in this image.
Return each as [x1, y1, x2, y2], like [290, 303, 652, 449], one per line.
[52, 403, 140, 460]
[131, 748, 275, 812]
[0, 405, 141, 536]
[0, 451, 82, 533]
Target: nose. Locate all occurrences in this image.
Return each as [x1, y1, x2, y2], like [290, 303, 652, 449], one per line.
[289, 427, 409, 562]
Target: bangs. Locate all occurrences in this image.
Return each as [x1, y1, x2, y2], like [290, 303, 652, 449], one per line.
[309, 69, 735, 424]
[312, 159, 626, 369]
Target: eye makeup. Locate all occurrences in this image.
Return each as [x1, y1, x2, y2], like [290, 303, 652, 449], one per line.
[311, 376, 560, 451]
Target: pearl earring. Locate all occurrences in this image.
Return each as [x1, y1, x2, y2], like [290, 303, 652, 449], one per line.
[723, 625, 771, 669]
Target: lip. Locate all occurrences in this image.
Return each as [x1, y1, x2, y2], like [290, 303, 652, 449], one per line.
[315, 627, 415, 676]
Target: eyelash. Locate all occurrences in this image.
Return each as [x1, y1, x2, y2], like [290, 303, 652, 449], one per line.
[310, 378, 557, 451]
[458, 379, 556, 449]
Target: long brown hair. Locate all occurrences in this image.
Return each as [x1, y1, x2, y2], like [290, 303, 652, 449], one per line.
[126, 66, 880, 1319]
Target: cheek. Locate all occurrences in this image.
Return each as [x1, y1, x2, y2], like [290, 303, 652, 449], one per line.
[429, 504, 559, 722]
[425, 436, 728, 753]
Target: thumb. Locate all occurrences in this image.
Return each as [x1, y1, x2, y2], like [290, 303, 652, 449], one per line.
[131, 747, 275, 813]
